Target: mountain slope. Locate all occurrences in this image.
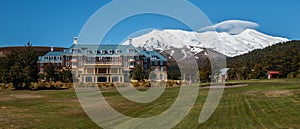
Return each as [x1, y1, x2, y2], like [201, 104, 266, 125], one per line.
[227, 40, 300, 79]
[123, 29, 289, 57]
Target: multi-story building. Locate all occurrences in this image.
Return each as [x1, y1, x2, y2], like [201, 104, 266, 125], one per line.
[37, 47, 63, 73]
[38, 39, 167, 83]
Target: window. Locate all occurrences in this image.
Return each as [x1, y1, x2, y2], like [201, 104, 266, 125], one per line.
[87, 56, 92, 61]
[108, 49, 113, 54]
[97, 77, 107, 82]
[144, 58, 148, 62]
[123, 62, 128, 67]
[100, 50, 105, 54]
[98, 68, 106, 74]
[78, 62, 83, 67]
[116, 49, 121, 54]
[128, 49, 135, 53]
[112, 77, 119, 82]
[44, 57, 49, 60]
[92, 56, 96, 61]
[154, 61, 158, 66]
[87, 68, 94, 74]
[144, 64, 148, 69]
[72, 62, 77, 67]
[66, 56, 70, 61]
[135, 56, 139, 60]
[160, 61, 164, 66]
[111, 68, 118, 73]
[78, 56, 82, 61]
[71, 49, 78, 53]
[66, 62, 70, 67]
[86, 77, 93, 82]
[93, 50, 98, 54]
[78, 71, 82, 77]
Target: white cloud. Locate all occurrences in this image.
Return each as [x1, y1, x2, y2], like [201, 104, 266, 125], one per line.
[198, 20, 259, 35]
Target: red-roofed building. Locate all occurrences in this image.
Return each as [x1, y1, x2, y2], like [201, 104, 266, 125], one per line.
[267, 71, 280, 79]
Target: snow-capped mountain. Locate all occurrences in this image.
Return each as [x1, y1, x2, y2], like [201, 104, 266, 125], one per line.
[123, 21, 289, 57]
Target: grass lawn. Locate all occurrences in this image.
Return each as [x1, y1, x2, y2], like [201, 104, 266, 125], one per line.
[0, 79, 299, 128]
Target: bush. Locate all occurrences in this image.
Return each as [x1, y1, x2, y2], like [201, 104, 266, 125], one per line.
[287, 72, 297, 79]
[0, 83, 5, 90]
[29, 82, 70, 90]
[296, 73, 300, 79]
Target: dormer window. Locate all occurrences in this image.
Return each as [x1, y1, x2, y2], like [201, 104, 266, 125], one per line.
[128, 49, 135, 53]
[93, 50, 98, 54]
[71, 48, 78, 53]
[116, 49, 121, 54]
[100, 49, 105, 54]
[108, 49, 113, 54]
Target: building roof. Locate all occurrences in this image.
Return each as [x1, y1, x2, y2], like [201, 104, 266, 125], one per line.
[43, 51, 63, 57]
[137, 49, 167, 61]
[62, 44, 138, 56]
[268, 71, 280, 74]
[38, 51, 63, 63]
[220, 68, 230, 75]
[38, 44, 168, 62]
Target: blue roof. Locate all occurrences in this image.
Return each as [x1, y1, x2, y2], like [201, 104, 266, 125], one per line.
[62, 44, 138, 56]
[137, 50, 167, 61]
[149, 51, 167, 61]
[220, 68, 230, 75]
[38, 44, 167, 62]
[38, 51, 63, 63]
[44, 51, 63, 57]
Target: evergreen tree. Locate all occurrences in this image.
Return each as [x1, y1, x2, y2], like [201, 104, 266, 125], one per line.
[132, 65, 145, 81]
[6, 42, 39, 89]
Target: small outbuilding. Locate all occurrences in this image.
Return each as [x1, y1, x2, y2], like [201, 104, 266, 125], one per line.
[267, 71, 280, 79]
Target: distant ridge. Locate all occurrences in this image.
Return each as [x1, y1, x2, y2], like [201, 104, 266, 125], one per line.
[0, 46, 67, 57]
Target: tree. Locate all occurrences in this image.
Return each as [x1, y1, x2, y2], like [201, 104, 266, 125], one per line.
[6, 42, 39, 90]
[44, 64, 60, 82]
[60, 67, 73, 83]
[132, 65, 145, 81]
[198, 58, 211, 83]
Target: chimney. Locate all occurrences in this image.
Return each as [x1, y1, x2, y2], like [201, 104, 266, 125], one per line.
[51, 46, 54, 52]
[73, 37, 77, 45]
[129, 38, 132, 45]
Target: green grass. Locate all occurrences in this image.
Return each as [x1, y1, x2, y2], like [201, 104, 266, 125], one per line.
[0, 79, 299, 128]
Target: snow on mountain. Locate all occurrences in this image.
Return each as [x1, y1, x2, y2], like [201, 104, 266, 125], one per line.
[123, 20, 289, 57]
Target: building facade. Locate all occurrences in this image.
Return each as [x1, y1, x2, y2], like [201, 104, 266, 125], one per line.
[38, 41, 167, 83]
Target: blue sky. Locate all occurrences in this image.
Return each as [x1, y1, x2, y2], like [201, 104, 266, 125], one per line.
[0, 0, 299, 47]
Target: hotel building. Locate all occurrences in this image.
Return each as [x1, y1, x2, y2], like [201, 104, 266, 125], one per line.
[38, 38, 167, 83]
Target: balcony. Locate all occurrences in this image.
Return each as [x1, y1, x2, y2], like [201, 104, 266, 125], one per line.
[84, 62, 122, 66]
[71, 59, 78, 62]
